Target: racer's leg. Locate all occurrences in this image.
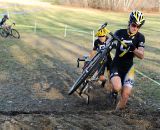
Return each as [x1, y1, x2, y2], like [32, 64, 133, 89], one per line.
[99, 75, 106, 87]
[116, 66, 135, 110]
[110, 76, 122, 92]
[99, 75, 106, 81]
[109, 76, 121, 105]
[105, 69, 112, 91]
[110, 61, 122, 92]
[116, 86, 132, 110]
[98, 63, 107, 87]
[2, 25, 10, 35]
[2, 25, 8, 31]
[109, 65, 122, 105]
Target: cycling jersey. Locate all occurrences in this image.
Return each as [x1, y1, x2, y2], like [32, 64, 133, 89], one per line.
[113, 29, 145, 67]
[93, 38, 112, 73]
[0, 18, 7, 26]
[110, 29, 145, 87]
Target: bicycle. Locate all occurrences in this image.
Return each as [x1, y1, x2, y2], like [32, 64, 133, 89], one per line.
[68, 22, 127, 104]
[0, 22, 20, 39]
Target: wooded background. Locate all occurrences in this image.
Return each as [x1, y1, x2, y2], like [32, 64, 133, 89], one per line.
[56, 0, 160, 12]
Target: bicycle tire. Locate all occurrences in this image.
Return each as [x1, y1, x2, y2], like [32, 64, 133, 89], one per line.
[11, 29, 20, 39]
[0, 28, 8, 38]
[68, 52, 103, 95]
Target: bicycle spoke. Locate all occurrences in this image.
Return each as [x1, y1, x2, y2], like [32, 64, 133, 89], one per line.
[11, 29, 20, 39]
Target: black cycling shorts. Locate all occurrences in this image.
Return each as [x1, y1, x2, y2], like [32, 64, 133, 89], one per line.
[110, 63, 135, 87]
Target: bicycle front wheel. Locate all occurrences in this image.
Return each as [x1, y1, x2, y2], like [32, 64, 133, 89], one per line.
[68, 71, 90, 95]
[68, 53, 102, 95]
[11, 29, 20, 39]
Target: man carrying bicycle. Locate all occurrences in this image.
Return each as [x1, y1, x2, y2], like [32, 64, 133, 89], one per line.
[89, 27, 112, 88]
[110, 10, 145, 111]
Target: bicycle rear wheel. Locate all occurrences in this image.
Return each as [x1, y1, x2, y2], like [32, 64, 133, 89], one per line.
[11, 29, 20, 39]
[0, 28, 8, 38]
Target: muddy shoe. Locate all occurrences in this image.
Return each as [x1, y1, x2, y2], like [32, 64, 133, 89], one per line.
[109, 91, 118, 105]
[111, 108, 125, 116]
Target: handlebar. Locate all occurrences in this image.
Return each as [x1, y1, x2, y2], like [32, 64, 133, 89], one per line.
[78, 58, 86, 61]
[11, 22, 16, 26]
[77, 57, 91, 68]
[77, 58, 85, 68]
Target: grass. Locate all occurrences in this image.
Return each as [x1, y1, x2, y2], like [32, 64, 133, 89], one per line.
[0, 1, 159, 106]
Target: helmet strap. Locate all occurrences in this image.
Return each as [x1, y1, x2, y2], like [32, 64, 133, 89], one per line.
[127, 25, 137, 36]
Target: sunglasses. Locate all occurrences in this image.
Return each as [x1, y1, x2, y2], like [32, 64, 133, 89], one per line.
[98, 35, 105, 37]
[131, 23, 140, 28]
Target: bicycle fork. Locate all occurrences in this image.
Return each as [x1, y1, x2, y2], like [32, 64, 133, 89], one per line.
[76, 80, 92, 104]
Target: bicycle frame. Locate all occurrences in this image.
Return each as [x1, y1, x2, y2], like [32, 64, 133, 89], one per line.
[6, 23, 15, 33]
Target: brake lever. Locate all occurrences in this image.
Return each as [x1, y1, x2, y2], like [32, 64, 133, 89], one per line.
[77, 58, 80, 68]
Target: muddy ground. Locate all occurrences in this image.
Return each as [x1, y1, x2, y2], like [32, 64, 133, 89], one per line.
[0, 35, 159, 130]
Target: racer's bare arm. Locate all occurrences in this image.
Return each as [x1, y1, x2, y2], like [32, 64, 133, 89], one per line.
[89, 50, 97, 59]
[133, 47, 144, 59]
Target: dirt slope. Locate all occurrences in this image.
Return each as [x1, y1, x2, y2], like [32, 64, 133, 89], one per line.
[0, 34, 159, 130]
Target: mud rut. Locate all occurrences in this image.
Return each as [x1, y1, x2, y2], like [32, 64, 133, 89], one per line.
[0, 36, 159, 130]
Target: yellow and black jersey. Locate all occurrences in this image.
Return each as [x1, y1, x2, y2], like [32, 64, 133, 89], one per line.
[93, 38, 108, 51]
[93, 38, 112, 61]
[113, 29, 145, 68]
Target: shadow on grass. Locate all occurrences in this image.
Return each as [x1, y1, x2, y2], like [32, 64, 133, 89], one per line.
[0, 32, 93, 112]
